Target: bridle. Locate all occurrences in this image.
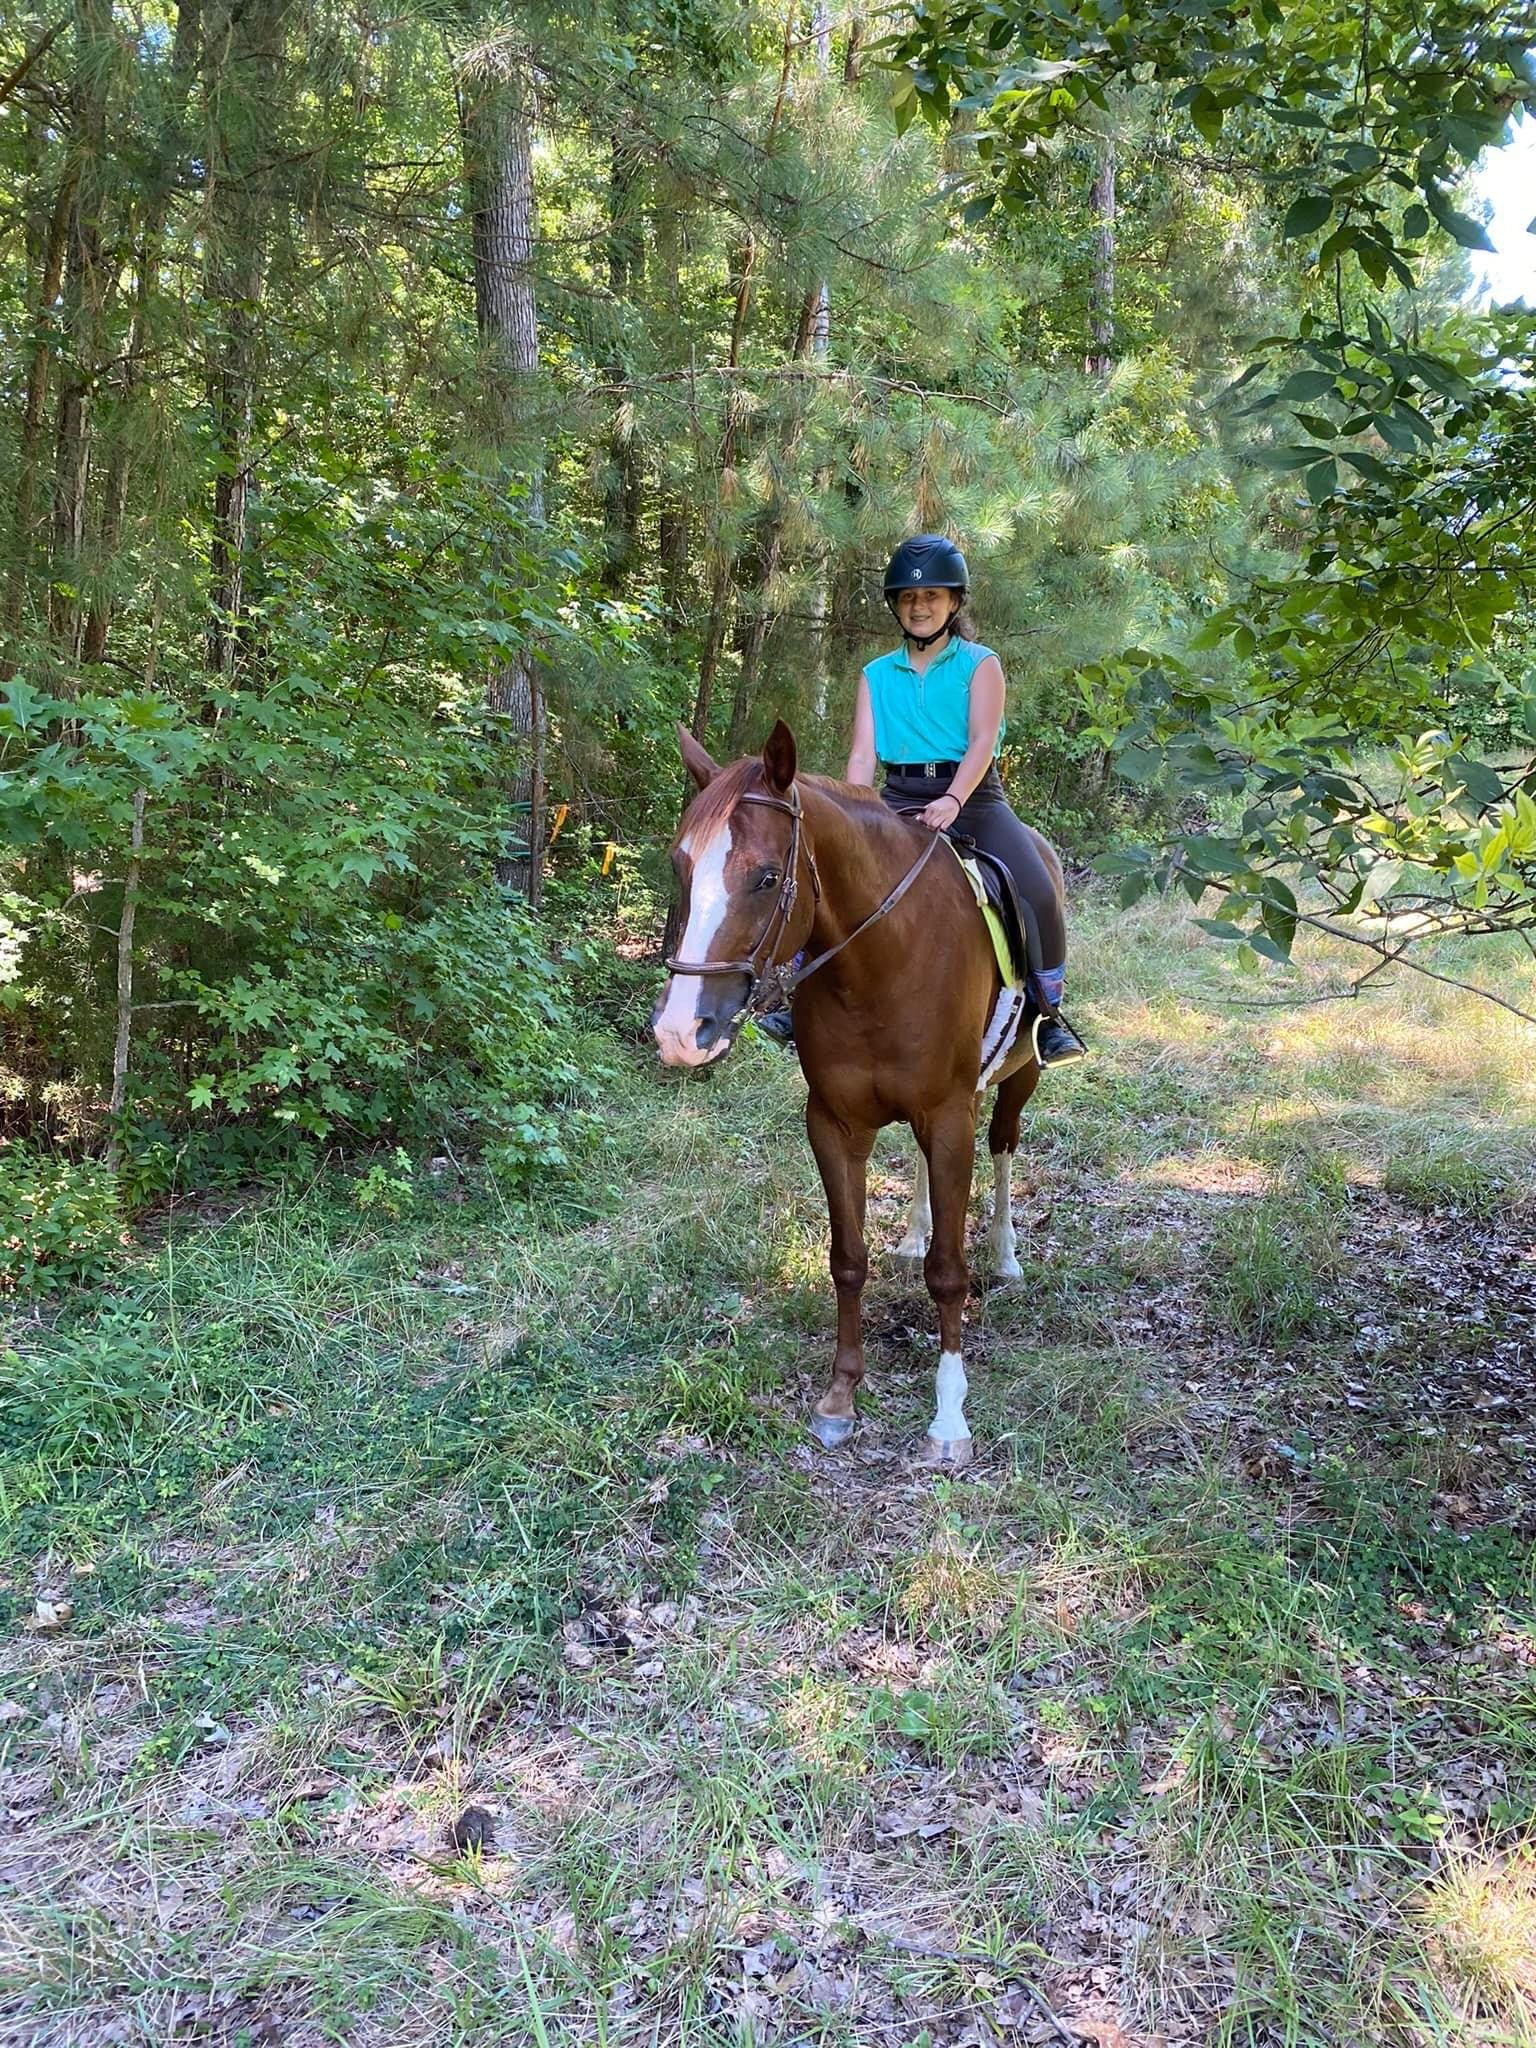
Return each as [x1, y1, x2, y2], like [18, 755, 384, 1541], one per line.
[664, 781, 943, 1012]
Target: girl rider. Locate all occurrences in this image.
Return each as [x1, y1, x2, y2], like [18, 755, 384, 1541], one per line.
[761, 534, 1086, 1068]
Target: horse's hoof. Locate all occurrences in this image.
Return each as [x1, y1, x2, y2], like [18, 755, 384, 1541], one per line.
[808, 1412, 856, 1449]
[894, 1237, 929, 1264]
[994, 1257, 1023, 1283]
[916, 1434, 974, 1471]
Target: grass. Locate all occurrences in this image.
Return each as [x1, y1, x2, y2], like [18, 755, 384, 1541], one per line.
[3, 892, 1536, 2046]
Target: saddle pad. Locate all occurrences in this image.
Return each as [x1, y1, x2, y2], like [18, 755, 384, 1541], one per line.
[952, 851, 1022, 990]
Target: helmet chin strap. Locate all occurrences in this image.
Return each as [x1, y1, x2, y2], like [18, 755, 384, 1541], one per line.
[889, 594, 962, 650]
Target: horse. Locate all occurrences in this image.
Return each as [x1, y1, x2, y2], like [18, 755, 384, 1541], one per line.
[653, 719, 1062, 1468]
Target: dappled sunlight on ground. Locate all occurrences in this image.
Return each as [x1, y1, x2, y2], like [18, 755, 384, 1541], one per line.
[1126, 1150, 1273, 1195]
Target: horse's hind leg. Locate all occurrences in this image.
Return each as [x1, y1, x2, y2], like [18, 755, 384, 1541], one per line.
[805, 1094, 876, 1449]
[986, 1062, 1040, 1282]
[915, 1096, 979, 1468]
[895, 1146, 931, 1261]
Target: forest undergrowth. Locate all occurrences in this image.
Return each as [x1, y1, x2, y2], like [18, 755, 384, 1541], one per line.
[2, 894, 1534, 2048]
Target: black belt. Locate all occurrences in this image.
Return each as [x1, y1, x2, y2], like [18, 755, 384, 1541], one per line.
[885, 760, 960, 779]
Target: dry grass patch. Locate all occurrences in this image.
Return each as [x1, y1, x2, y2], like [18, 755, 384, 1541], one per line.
[1415, 1847, 1536, 2043]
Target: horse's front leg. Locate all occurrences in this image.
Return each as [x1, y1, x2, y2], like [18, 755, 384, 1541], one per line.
[805, 1094, 876, 1449]
[915, 1098, 979, 1468]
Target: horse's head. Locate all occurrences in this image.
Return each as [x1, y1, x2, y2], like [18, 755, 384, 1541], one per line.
[653, 720, 808, 1068]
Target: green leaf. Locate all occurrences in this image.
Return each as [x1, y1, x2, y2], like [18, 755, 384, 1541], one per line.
[1275, 369, 1337, 401]
[1282, 192, 1333, 238]
[1304, 458, 1338, 503]
[1252, 443, 1337, 471]
[1374, 409, 1422, 455]
[1402, 204, 1430, 239]
[1339, 449, 1395, 484]
[1, 678, 55, 733]
[1425, 187, 1494, 252]
[1190, 86, 1224, 145]
[1447, 754, 1504, 809]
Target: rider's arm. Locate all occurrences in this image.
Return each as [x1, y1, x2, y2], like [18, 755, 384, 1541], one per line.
[936, 654, 1005, 823]
[845, 673, 877, 785]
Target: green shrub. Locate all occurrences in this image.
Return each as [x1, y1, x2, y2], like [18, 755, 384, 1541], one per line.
[0, 1147, 122, 1295]
[180, 898, 613, 1177]
[0, 1312, 173, 1461]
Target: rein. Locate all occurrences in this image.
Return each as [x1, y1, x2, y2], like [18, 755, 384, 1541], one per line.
[664, 783, 942, 1006]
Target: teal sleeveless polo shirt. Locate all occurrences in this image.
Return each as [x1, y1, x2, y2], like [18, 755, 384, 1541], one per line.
[863, 639, 1003, 764]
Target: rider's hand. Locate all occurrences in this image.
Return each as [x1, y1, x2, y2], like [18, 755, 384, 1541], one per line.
[918, 791, 962, 832]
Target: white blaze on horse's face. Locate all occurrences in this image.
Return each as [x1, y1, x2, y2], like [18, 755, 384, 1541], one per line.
[655, 819, 736, 1067]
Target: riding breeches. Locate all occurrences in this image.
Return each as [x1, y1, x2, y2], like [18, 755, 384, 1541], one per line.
[882, 767, 1067, 969]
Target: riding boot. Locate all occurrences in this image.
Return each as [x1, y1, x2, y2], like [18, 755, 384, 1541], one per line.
[1034, 1014, 1087, 1066]
[756, 1009, 796, 1048]
[1030, 964, 1086, 1068]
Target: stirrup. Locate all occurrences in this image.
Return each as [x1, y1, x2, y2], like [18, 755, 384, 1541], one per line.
[1031, 1011, 1088, 1068]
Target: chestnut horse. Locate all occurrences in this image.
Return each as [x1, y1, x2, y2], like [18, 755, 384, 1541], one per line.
[654, 720, 1059, 1466]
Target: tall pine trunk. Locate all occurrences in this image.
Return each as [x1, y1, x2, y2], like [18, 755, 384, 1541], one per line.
[462, 57, 545, 905]
[48, 0, 114, 664]
[655, 196, 690, 623]
[4, 143, 76, 644]
[601, 136, 642, 591]
[204, 0, 286, 683]
[85, 0, 201, 666]
[725, 2, 833, 752]
[1086, 134, 1116, 377]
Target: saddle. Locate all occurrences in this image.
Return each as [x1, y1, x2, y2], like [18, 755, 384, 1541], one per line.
[948, 837, 1036, 990]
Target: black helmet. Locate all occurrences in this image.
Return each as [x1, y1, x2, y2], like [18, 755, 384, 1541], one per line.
[883, 534, 969, 595]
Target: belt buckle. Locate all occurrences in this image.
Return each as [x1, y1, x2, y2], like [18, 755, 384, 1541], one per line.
[923, 760, 938, 777]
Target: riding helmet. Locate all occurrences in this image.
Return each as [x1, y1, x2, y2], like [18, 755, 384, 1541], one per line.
[883, 534, 969, 595]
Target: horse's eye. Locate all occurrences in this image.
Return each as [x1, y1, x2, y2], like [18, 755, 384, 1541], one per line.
[756, 868, 780, 892]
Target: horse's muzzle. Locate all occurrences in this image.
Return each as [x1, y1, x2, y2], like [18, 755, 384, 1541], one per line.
[652, 972, 751, 1068]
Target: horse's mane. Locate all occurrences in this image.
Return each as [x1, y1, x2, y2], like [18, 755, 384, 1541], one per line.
[678, 759, 922, 854]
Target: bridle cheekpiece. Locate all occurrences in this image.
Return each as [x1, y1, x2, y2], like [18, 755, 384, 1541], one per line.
[664, 778, 942, 1016]
[664, 783, 817, 1013]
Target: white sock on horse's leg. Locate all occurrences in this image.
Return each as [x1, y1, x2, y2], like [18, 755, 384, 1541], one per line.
[989, 1149, 1022, 1280]
[896, 1149, 931, 1258]
[927, 1348, 970, 1444]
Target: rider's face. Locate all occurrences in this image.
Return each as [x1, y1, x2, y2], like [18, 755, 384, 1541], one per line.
[895, 585, 955, 637]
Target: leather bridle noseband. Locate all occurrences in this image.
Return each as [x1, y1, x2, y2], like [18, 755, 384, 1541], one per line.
[664, 782, 942, 1012]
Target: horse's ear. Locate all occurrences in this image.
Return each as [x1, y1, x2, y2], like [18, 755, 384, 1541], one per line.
[678, 723, 720, 791]
[762, 719, 797, 795]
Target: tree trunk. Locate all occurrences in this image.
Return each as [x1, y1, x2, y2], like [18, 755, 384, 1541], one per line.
[462, 56, 545, 906]
[844, 14, 864, 85]
[601, 136, 643, 591]
[106, 786, 147, 1170]
[1086, 134, 1116, 377]
[48, 0, 114, 663]
[726, 529, 784, 753]
[660, 499, 691, 622]
[808, 0, 833, 716]
[85, 0, 201, 667]
[205, 0, 287, 682]
[4, 152, 76, 644]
